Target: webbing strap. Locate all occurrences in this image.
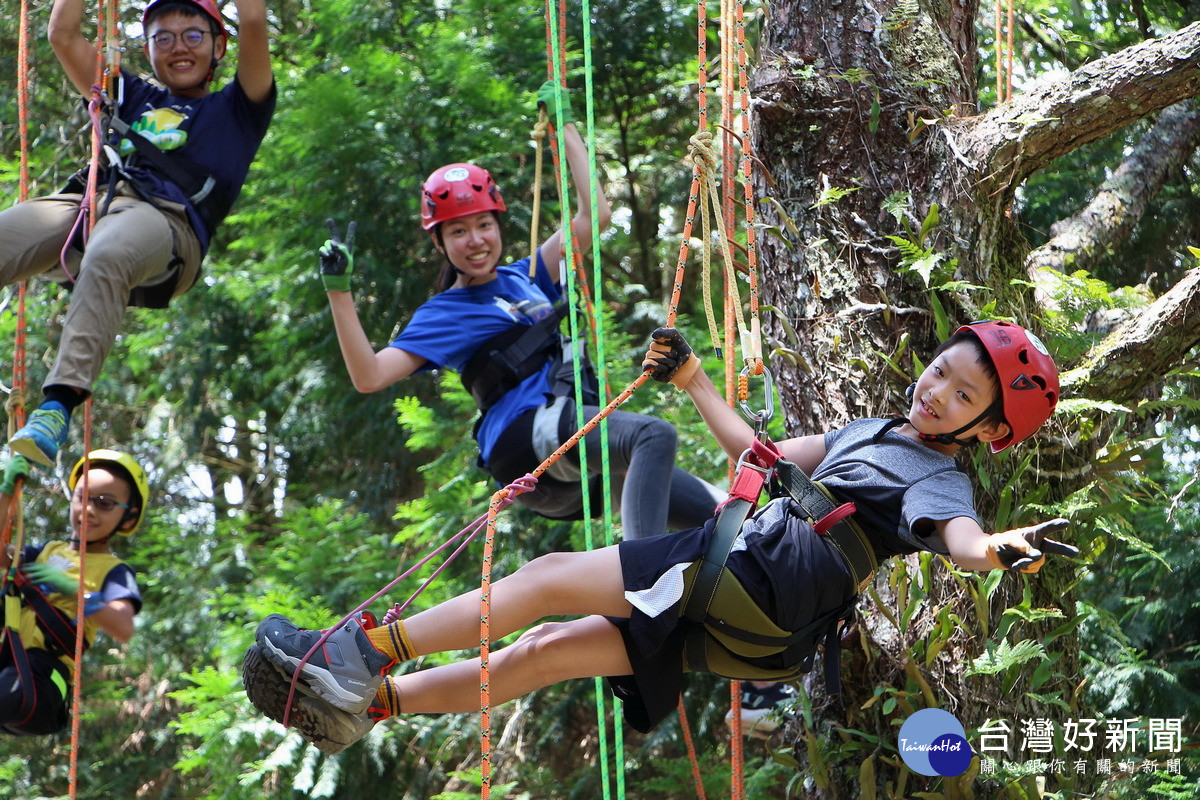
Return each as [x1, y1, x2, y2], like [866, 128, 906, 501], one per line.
[460, 303, 570, 411]
[774, 461, 878, 591]
[106, 114, 217, 206]
[12, 573, 88, 660]
[0, 629, 38, 726]
[681, 497, 753, 626]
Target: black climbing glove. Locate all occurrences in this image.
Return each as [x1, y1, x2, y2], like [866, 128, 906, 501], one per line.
[319, 219, 357, 292]
[642, 328, 700, 389]
[986, 518, 1078, 574]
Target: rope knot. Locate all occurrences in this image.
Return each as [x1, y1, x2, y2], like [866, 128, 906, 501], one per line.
[489, 475, 539, 511]
[688, 131, 718, 177]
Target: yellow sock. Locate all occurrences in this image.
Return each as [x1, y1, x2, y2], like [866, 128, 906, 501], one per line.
[370, 678, 400, 720]
[365, 619, 418, 662]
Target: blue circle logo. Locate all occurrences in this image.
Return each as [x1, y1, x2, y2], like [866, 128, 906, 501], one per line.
[897, 709, 973, 777]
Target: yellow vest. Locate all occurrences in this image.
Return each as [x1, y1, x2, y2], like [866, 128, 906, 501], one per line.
[11, 541, 126, 674]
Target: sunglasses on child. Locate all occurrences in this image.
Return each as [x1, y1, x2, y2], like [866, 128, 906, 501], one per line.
[71, 489, 132, 512]
[148, 28, 212, 49]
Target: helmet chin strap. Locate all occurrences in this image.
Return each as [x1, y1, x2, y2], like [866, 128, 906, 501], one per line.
[915, 412, 989, 447]
[904, 381, 996, 447]
[70, 529, 117, 549]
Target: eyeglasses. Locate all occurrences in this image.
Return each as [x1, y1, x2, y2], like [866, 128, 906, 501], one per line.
[148, 28, 212, 49]
[71, 490, 132, 513]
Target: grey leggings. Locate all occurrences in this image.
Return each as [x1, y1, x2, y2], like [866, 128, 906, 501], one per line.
[487, 400, 726, 540]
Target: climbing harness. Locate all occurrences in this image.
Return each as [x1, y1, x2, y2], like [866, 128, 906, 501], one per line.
[459, 301, 600, 414]
[680, 372, 877, 688]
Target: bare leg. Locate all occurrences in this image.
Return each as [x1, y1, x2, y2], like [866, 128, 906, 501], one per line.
[394, 615, 632, 712]
[403, 545, 632, 656]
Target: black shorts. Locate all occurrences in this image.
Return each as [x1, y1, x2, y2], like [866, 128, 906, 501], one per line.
[0, 647, 70, 736]
[606, 509, 856, 733]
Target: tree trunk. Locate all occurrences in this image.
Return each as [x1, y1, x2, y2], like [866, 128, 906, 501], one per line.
[750, 1, 1200, 795]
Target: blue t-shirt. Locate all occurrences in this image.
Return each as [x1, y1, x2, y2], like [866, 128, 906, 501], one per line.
[390, 253, 562, 464]
[111, 72, 276, 252]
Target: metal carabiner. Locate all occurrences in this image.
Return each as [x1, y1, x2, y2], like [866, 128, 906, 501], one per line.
[738, 365, 775, 439]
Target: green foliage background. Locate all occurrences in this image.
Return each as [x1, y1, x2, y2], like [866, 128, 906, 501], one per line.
[0, 0, 1197, 797]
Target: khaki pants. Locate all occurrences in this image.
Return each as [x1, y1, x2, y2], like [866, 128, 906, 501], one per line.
[0, 183, 202, 392]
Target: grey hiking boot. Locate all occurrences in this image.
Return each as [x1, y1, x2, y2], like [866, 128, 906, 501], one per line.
[255, 613, 397, 715]
[242, 645, 374, 754]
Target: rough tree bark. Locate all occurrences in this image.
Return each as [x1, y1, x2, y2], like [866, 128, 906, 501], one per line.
[749, 2, 1200, 795]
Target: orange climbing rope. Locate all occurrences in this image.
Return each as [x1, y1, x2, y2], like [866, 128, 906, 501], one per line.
[65, 0, 120, 792]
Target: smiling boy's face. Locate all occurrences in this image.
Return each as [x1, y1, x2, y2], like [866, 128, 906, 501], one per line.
[908, 341, 1010, 447]
[70, 468, 136, 542]
[144, 10, 225, 97]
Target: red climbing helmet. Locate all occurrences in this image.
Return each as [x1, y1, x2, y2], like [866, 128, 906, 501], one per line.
[420, 163, 507, 231]
[142, 0, 228, 38]
[958, 320, 1060, 452]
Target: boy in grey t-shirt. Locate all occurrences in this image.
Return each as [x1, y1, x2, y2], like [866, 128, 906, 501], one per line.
[241, 321, 1075, 750]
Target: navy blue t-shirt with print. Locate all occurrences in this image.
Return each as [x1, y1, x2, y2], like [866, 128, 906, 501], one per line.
[111, 72, 276, 253]
[389, 253, 561, 464]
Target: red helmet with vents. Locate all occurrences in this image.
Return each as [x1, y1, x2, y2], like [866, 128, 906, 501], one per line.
[420, 163, 507, 231]
[959, 320, 1060, 452]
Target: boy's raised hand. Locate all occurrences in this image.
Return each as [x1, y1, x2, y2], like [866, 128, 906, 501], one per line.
[536, 79, 575, 125]
[986, 518, 1077, 573]
[643, 328, 701, 390]
[319, 219, 357, 292]
[0, 454, 32, 495]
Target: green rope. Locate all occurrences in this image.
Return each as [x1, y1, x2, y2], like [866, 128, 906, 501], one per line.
[545, 11, 621, 800]
[580, 0, 626, 794]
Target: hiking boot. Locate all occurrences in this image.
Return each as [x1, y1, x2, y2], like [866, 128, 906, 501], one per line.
[9, 403, 69, 467]
[242, 645, 374, 754]
[255, 613, 397, 716]
[725, 682, 795, 738]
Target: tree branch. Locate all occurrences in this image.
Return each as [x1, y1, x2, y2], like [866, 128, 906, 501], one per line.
[1027, 99, 1200, 277]
[1065, 263, 1200, 403]
[951, 21, 1200, 196]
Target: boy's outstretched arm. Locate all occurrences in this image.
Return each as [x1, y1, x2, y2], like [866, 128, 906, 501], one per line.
[643, 329, 828, 472]
[232, 0, 273, 103]
[48, 0, 99, 97]
[941, 516, 1075, 573]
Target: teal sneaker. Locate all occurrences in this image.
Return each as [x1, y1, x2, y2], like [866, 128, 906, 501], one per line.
[9, 403, 70, 467]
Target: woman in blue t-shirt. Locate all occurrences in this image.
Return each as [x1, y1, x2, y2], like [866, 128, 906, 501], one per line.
[317, 81, 723, 540]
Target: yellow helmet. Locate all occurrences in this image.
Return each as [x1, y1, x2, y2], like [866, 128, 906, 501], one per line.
[68, 449, 151, 535]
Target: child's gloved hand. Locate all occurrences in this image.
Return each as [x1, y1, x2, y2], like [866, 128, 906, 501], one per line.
[536, 79, 575, 125]
[0, 454, 32, 495]
[643, 328, 701, 390]
[985, 518, 1077, 573]
[22, 561, 76, 595]
[319, 219, 357, 293]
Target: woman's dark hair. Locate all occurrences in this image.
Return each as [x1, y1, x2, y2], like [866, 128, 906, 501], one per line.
[932, 330, 1008, 427]
[430, 213, 505, 293]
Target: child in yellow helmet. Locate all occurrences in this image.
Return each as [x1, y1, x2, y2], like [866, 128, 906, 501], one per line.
[0, 450, 147, 735]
